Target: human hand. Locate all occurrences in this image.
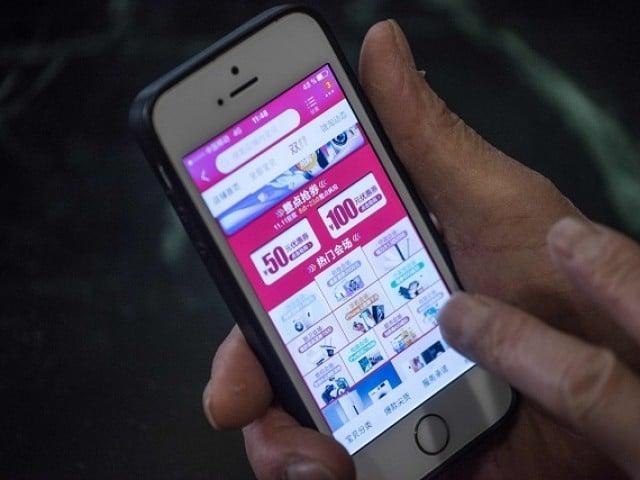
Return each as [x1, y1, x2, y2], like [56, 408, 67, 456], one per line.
[203, 20, 637, 479]
[438, 218, 640, 479]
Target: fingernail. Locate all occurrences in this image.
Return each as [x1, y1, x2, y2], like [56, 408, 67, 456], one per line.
[548, 217, 603, 263]
[386, 19, 415, 68]
[285, 461, 337, 480]
[438, 293, 493, 358]
[202, 380, 219, 429]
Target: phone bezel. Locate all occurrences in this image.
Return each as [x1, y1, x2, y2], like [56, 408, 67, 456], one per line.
[131, 6, 515, 479]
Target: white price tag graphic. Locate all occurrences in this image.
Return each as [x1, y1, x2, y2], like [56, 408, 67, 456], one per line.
[318, 173, 386, 239]
[251, 219, 321, 285]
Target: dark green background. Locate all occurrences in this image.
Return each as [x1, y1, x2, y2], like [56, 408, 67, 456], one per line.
[2, 1, 639, 478]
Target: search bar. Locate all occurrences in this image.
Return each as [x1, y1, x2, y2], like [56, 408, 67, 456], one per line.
[216, 108, 301, 174]
[203, 98, 357, 217]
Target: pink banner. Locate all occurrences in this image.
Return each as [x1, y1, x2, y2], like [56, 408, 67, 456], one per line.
[183, 65, 344, 191]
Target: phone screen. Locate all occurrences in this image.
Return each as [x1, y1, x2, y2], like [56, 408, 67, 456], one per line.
[183, 65, 473, 453]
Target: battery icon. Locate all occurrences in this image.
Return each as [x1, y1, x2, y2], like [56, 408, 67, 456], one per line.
[315, 70, 329, 82]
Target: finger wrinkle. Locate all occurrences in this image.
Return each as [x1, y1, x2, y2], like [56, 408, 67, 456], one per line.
[555, 347, 619, 428]
[243, 407, 355, 480]
[446, 216, 548, 258]
[585, 236, 640, 302]
[482, 302, 534, 375]
[550, 222, 640, 348]
[387, 19, 416, 69]
[360, 22, 413, 97]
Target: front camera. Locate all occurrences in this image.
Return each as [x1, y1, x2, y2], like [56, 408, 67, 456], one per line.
[217, 98, 224, 106]
[231, 66, 239, 75]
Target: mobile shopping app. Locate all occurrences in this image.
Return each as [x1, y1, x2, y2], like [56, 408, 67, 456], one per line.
[183, 65, 473, 453]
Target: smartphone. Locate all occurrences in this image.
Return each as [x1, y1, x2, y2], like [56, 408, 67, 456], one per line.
[130, 6, 514, 479]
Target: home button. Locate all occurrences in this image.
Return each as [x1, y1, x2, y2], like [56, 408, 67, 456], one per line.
[414, 414, 449, 455]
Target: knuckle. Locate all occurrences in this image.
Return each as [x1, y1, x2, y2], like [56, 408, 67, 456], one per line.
[557, 347, 620, 425]
[433, 96, 465, 132]
[481, 307, 528, 372]
[398, 87, 464, 155]
[429, 97, 477, 154]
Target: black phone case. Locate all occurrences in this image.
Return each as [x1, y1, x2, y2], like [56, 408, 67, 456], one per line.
[129, 4, 464, 432]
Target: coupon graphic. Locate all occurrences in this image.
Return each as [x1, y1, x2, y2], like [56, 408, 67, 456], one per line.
[251, 218, 321, 285]
[318, 173, 387, 239]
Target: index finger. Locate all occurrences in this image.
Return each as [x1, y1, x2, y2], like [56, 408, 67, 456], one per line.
[439, 293, 640, 477]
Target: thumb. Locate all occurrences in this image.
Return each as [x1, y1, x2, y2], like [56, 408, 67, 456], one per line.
[358, 20, 569, 238]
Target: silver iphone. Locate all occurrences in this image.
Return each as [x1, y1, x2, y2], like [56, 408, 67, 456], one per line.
[130, 6, 514, 479]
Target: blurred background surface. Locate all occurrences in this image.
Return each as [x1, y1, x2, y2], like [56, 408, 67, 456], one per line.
[2, 0, 639, 478]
